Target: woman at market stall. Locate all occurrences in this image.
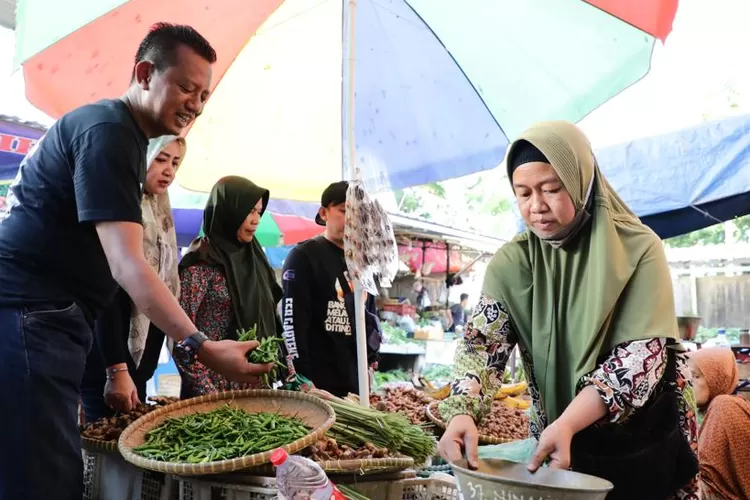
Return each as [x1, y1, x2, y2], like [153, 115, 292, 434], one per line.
[687, 347, 750, 499]
[437, 121, 699, 500]
[175, 175, 282, 397]
[80, 135, 185, 421]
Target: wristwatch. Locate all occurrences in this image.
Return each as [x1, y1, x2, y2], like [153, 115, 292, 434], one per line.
[173, 331, 208, 366]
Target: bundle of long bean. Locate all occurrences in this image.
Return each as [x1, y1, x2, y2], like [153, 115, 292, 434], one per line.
[323, 397, 436, 464]
[133, 404, 309, 463]
[237, 325, 285, 387]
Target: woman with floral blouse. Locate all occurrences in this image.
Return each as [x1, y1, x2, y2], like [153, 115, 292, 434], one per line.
[175, 176, 282, 398]
[438, 121, 699, 500]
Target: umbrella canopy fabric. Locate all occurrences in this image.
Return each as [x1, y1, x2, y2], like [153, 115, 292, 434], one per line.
[16, 0, 678, 202]
[596, 114, 750, 239]
[172, 207, 322, 248]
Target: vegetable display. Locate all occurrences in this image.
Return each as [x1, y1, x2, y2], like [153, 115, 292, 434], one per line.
[306, 437, 390, 462]
[372, 369, 410, 389]
[81, 397, 178, 442]
[319, 394, 436, 464]
[381, 323, 415, 345]
[477, 401, 529, 441]
[133, 404, 310, 463]
[237, 325, 285, 387]
[433, 400, 530, 442]
[421, 364, 452, 382]
[370, 386, 433, 426]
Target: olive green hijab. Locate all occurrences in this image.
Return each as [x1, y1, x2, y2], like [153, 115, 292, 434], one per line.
[483, 121, 679, 423]
[180, 176, 282, 338]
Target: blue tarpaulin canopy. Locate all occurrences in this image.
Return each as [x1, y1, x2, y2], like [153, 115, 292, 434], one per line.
[596, 114, 750, 239]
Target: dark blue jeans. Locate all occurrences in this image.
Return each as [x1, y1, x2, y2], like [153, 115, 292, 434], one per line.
[0, 304, 92, 500]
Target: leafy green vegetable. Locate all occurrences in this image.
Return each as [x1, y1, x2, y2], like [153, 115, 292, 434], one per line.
[373, 369, 410, 389]
[421, 364, 451, 381]
[381, 323, 411, 344]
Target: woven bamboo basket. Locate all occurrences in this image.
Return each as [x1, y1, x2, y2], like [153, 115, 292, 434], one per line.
[316, 456, 415, 474]
[426, 401, 519, 445]
[81, 436, 119, 454]
[223, 455, 415, 477]
[118, 389, 335, 476]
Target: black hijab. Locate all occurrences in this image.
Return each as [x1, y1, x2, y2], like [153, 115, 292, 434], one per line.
[180, 176, 282, 338]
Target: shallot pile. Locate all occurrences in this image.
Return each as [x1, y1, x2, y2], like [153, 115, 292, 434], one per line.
[80, 397, 178, 442]
[305, 437, 390, 462]
[476, 401, 529, 441]
[370, 386, 433, 426]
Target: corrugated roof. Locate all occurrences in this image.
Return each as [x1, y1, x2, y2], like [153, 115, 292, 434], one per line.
[0, 114, 47, 131]
[0, 0, 14, 30]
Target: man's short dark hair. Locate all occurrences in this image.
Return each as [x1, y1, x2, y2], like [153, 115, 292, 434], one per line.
[460, 293, 469, 302]
[131, 22, 217, 81]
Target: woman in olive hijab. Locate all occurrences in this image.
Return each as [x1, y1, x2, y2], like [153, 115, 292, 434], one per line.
[176, 176, 282, 398]
[438, 121, 699, 500]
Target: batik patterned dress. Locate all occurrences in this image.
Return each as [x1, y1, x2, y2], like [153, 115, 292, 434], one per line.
[175, 262, 258, 397]
[439, 294, 700, 500]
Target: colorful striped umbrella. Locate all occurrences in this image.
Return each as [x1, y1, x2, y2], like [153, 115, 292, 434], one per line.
[15, 0, 679, 202]
[171, 207, 322, 248]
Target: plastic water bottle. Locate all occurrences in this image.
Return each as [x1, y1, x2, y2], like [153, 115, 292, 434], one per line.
[271, 448, 346, 500]
[715, 328, 731, 348]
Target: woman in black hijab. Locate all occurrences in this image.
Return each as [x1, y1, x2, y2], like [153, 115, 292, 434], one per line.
[176, 176, 282, 398]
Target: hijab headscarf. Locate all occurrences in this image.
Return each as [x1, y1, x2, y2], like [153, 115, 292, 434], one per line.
[689, 347, 739, 401]
[689, 347, 750, 500]
[483, 121, 679, 423]
[129, 135, 183, 366]
[180, 176, 282, 339]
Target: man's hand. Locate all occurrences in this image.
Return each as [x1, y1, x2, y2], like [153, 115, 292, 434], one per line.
[104, 366, 139, 412]
[438, 414, 480, 468]
[198, 340, 273, 383]
[528, 420, 575, 471]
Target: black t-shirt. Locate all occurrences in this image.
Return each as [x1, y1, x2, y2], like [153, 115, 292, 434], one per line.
[281, 236, 379, 396]
[451, 303, 467, 329]
[0, 99, 147, 318]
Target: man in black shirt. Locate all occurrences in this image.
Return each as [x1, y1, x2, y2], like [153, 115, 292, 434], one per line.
[449, 293, 470, 332]
[0, 24, 270, 500]
[281, 182, 380, 397]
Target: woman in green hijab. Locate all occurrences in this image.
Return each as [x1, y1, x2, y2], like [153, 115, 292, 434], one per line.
[438, 122, 699, 500]
[176, 176, 283, 398]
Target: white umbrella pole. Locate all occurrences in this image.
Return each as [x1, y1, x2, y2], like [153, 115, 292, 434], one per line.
[344, 0, 370, 407]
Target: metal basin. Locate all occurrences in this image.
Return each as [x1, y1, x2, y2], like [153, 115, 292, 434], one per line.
[451, 459, 613, 500]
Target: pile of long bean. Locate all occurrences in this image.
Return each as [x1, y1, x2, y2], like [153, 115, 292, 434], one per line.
[237, 325, 286, 387]
[324, 397, 436, 464]
[133, 404, 309, 463]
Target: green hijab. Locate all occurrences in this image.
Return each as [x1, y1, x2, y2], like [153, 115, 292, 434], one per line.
[180, 176, 282, 338]
[483, 121, 679, 423]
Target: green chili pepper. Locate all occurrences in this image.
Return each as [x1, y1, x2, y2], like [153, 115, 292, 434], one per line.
[133, 404, 310, 463]
[236, 325, 287, 388]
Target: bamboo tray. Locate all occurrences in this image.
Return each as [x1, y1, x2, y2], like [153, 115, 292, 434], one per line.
[238, 455, 415, 477]
[81, 436, 119, 454]
[118, 390, 335, 476]
[317, 456, 415, 474]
